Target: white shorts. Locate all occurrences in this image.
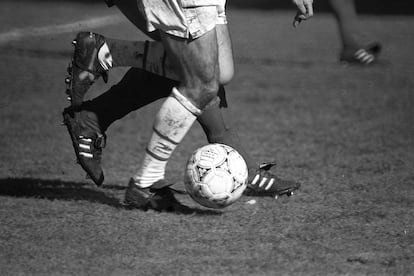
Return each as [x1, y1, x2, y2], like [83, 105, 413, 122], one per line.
[138, 0, 227, 39]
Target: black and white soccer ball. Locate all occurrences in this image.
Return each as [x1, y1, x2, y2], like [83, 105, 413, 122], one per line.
[184, 143, 248, 209]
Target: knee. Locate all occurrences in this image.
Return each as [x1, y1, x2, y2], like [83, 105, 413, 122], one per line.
[195, 78, 220, 108]
[180, 72, 220, 109]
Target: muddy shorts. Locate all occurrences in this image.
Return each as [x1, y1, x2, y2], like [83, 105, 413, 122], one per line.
[137, 0, 227, 39]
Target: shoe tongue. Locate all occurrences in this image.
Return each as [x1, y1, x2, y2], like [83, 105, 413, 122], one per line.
[259, 162, 276, 171]
[98, 42, 112, 70]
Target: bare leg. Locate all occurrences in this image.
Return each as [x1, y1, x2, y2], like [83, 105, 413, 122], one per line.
[131, 28, 220, 187]
[329, 0, 361, 49]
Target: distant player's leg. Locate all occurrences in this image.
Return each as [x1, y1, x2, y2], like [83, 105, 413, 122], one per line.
[329, 0, 381, 65]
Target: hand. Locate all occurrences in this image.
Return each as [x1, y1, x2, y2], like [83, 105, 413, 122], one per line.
[292, 0, 313, 27]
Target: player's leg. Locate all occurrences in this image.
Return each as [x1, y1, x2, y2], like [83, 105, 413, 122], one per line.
[65, 32, 174, 108]
[198, 23, 254, 169]
[87, 2, 289, 200]
[63, 67, 215, 187]
[329, 0, 381, 64]
[107, 16, 293, 194]
[130, 28, 220, 186]
[64, 0, 169, 108]
[80, 69, 171, 134]
[209, 24, 300, 198]
[63, 10, 225, 186]
[71, 21, 234, 152]
[330, 0, 360, 49]
[62, 0, 186, 186]
[66, 64, 300, 198]
[64, 0, 300, 198]
[124, 2, 222, 209]
[64, 0, 230, 108]
[65, 26, 299, 197]
[124, 2, 222, 194]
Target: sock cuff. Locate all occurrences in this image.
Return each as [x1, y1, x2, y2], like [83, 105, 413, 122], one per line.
[171, 87, 202, 116]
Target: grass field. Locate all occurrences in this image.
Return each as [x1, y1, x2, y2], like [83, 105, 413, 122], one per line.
[0, 1, 413, 275]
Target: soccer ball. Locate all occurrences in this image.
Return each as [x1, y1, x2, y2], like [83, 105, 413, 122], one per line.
[184, 143, 248, 209]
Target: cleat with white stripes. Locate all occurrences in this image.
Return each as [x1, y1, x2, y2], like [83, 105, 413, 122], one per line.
[340, 43, 381, 66]
[62, 107, 105, 186]
[244, 162, 301, 198]
[65, 32, 109, 107]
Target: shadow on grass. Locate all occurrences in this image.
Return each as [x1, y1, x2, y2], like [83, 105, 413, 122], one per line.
[0, 178, 222, 216]
[0, 177, 123, 207]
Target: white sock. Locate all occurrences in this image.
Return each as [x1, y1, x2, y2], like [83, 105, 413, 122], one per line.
[133, 87, 201, 187]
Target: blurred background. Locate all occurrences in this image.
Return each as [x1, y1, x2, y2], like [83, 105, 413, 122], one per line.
[17, 0, 414, 14]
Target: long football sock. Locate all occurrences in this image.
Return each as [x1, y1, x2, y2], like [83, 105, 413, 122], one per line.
[198, 89, 256, 174]
[81, 69, 173, 132]
[133, 88, 201, 187]
[97, 38, 179, 80]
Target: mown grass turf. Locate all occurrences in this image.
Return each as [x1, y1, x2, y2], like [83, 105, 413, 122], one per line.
[0, 2, 413, 275]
